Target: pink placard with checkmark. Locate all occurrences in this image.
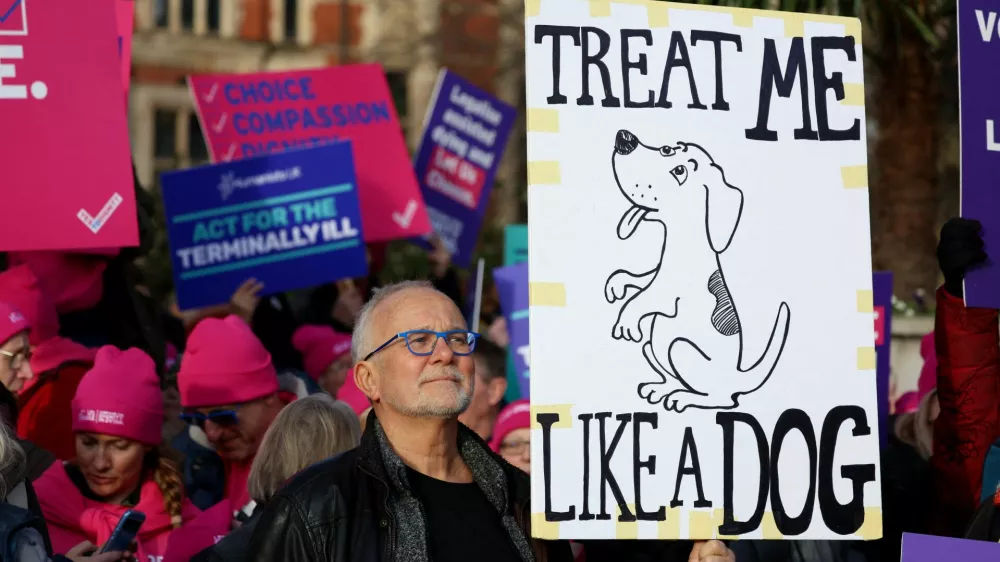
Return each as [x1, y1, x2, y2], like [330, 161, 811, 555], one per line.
[0, 0, 137, 250]
[187, 64, 431, 243]
[116, 0, 133, 94]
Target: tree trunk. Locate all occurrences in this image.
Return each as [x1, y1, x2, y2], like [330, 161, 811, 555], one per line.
[872, 25, 940, 300]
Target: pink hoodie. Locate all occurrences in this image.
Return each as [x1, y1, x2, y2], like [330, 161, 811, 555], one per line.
[34, 463, 209, 560]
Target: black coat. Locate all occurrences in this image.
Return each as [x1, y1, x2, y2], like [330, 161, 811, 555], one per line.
[243, 413, 573, 562]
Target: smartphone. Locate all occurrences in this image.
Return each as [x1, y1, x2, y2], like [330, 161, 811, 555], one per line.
[100, 509, 146, 553]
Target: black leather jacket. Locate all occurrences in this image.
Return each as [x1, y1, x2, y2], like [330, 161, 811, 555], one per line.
[246, 414, 573, 562]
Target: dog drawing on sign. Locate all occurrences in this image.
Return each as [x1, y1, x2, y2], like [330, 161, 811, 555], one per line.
[604, 130, 791, 413]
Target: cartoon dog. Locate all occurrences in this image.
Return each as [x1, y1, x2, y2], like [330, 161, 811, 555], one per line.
[605, 129, 791, 413]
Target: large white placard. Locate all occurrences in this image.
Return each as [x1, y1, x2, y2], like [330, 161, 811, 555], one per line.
[525, 0, 881, 542]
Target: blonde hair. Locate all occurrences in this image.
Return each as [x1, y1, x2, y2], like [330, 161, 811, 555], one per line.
[147, 448, 185, 528]
[0, 421, 25, 500]
[248, 394, 361, 503]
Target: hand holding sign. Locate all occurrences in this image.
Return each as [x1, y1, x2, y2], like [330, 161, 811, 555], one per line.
[687, 541, 735, 562]
[230, 278, 264, 324]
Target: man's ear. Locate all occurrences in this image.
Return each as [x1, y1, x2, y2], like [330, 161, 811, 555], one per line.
[354, 363, 380, 402]
[487, 377, 507, 408]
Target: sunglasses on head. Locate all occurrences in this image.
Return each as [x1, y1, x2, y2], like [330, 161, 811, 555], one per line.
[179, 407, 240, 429]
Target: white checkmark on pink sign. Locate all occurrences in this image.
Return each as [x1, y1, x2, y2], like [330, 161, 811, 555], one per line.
[212, 113, 227, 133]
[77, 192, 124, 234]
[392, 199, 418, 229]
[202, 83, 219, 103]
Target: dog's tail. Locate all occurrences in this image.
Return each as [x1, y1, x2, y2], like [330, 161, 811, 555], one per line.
[739, 302, 791, 394]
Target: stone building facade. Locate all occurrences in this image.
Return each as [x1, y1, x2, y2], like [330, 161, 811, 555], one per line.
[128, 0, 519, 201]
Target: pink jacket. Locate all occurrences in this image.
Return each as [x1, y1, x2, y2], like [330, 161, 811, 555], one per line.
[34, 463, 214, 560]
[161, 502, 233, 561]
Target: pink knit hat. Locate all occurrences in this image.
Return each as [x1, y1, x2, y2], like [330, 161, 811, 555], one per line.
[894, 391, 920, 415]
[0, 302, 29, 347]
[490, 399, 531, 453]
[291, 325, 352, 381]
[0, 265, 60, 345]
[336, 368, 371, 416]
[178, 315, 278, 408]
[72, 346, 164, 445]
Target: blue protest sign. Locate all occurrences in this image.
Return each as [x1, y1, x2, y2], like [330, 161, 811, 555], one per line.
[161, 142, 369, 310]
[494, 262, 529, 400]
[413, 70, 516, 267]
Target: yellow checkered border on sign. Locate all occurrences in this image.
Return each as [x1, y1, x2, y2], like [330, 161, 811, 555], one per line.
[523, 0, 862, 42]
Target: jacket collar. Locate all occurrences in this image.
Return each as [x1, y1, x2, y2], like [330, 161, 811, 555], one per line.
[355, 410, 535, 562]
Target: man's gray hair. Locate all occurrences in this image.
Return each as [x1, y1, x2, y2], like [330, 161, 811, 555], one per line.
[351, 280, 436, 363]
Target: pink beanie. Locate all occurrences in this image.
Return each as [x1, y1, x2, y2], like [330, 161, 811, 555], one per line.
[490, 399, 531, 453]
[0, 265, 60, 345]
[0, 302, 29, 347]
[178, 315, 278, 408]
[72, 346, 163, 445]
[291, 325, 352, 381]
[894, 391, 920, 415]
[336, 369, 371, 416]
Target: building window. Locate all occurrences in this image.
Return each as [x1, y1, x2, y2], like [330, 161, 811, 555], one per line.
[207, 0, 221, 32]
[188, 114, 209, 162]
[152, 106, 210, 173]
[154, 0, 168, 28]
[153, 0, 221, 34]
[284, 0, 298, 40]
[154, 109, 178, 159]
[181, 0, 195, 31]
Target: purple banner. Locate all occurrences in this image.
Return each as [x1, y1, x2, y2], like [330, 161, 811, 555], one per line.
[960, 0, 1000, 308]
[902, 533, 1000, 561]
[873, 271, 893, 448]
[494, 262, 529, 399]
[413, 69, 516, 267]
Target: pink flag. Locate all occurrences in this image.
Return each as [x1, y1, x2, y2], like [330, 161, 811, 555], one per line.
[0, 0, 137, 251]
[188, 64, 432, 242]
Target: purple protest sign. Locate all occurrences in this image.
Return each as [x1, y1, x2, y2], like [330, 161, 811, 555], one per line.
[494, 262, 529, 399]
[960, 0, 1000, 308]
[902, 532, 1000, 561]
[873, 272, 893, 448]
[413, 70, 516, 267]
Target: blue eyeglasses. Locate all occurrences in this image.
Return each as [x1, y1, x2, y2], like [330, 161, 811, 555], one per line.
[180, 406, 241, 429]
[363, 330, 481, 361]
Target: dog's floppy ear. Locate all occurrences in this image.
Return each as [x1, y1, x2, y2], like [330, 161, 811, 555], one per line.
[703, 164, 744, 253]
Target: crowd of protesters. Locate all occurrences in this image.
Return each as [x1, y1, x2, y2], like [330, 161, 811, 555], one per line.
[0, 167, 998, 562]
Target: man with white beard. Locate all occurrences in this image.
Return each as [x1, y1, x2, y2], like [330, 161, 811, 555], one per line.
[246, 281, 573, 562]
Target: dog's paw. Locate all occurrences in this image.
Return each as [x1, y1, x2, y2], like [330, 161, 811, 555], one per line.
[638, 382, 669, 405]
[612, 313, 643, 342]
[604, 272, 632, 303]
[664, 390, 691, 413]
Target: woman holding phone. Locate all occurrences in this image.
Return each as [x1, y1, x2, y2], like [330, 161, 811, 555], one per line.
[33, 346, 226, 559]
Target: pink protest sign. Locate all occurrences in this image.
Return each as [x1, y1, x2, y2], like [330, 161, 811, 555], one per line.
[188, 64, 431, 242]
[0, 0, 137, 251]
[116, 0, 133, 93]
